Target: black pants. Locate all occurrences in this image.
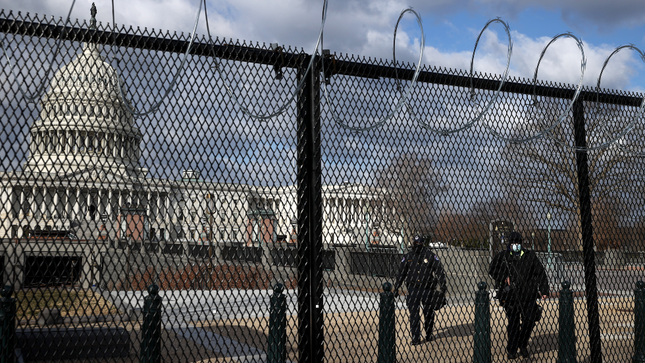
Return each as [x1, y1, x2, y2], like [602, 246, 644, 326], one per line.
[505, 299, 539, 354]
[406, 289, 435, 341]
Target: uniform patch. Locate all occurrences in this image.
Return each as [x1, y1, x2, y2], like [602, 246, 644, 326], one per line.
[435, 255, 439, 261]
[401, 257, 406, 263]
[423, 258, 428, 263]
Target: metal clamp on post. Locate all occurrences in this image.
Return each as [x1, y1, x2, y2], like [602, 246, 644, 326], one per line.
[473, 282, 491, 363]
[270, 43, 284, 80]
[141, 284, 162, 363]
[322, 49, 336, 85]
[557, 281, 576, 363]
[268, 283, 287, 363]
[0, 285, 16, 363]
[377, 282, 395, 363]
[634, 281, 645, 363]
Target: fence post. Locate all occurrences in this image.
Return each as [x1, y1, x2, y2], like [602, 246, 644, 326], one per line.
[268, 283, 287, 363]
[141, 284, 162, 363]
[473, 281, 491, 363]
[296, 53, 324, 363]
[557, 281, 575, 363]
[377, 282, 396, 363]
[0, 285, 15, 363]
[634, 281, 645, 363]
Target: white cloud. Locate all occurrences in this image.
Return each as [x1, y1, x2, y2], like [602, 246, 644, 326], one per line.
[2, 0, 643, 91]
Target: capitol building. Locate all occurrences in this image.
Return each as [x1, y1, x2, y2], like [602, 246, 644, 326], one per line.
[0, 35, 400, 256]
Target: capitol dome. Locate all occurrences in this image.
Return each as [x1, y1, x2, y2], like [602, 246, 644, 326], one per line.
[25, 41, 144, 177]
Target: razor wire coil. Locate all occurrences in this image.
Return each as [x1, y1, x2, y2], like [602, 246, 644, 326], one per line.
[0, 0, 77, 104]
[1, 0, 644, 153]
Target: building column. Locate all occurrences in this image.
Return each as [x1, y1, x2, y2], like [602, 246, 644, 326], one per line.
[31, 187, 38, 220]
[52, 189, 59, 219]
[155, 192, 161, 223]
[39, 186, 47, 219]
[86, 191, 92, 220]
[96, 187, 105, 219]
[17, 187, 25, 219]
[107, 189, 113, 218]
[65, 188, 71, 220]
[163, 193, 168, 222]
[112, 133, 117, 158]
[120, 135, 125, 160]
[146, 191, 152, 219]
[73, 188, 80, 220]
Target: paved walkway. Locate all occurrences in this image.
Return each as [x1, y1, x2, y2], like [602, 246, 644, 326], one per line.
[109, 287, 408, 324]
[102, 288, 635, 362]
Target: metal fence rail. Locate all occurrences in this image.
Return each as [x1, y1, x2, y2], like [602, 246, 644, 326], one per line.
[1, 6, 644, 363]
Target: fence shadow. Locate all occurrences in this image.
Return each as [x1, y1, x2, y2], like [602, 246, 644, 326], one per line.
[436, 323, 473, 339]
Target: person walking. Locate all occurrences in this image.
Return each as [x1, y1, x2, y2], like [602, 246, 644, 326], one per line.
[393, 235, 447, 345]
[489, 231, 549, 359]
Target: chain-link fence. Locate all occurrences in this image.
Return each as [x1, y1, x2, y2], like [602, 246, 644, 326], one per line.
[1, 6, 644, 363]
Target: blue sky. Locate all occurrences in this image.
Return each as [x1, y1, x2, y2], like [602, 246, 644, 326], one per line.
[3, 0, 645, 93]
[2, 0, 644, 225]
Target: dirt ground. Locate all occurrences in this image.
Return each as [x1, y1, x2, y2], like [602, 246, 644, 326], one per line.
[17, 295, 636, 363]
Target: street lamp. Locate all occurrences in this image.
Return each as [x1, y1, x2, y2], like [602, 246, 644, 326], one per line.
[531, 232, 535, 250]
[547, 212, 552, 270]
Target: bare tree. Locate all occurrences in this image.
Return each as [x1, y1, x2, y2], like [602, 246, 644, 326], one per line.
[435, 197, 528, 248]
[496, 99, 644, 251]
[376, 153, 447, 244]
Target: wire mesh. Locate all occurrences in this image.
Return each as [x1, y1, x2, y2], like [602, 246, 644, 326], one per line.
[1, 7, 644, 363]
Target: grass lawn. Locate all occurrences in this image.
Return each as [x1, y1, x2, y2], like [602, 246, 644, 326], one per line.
[15, 287, 118, 320]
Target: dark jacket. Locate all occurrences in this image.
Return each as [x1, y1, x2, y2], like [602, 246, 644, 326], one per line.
[489, 248, 549, 303]
[394, 246, 447, 292]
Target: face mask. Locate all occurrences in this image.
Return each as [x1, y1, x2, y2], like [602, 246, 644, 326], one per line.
[511, 243, 521, 252]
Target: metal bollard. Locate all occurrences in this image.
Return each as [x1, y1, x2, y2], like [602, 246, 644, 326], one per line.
[557, 281, 576, 363]
[473, 281, 491, 363]
[377, 282, 396, 363]
[634, 281, 645, 363]
[268, 283, 287, 363]
[0, 285, 15, 363]
[141, 284, 162, 363]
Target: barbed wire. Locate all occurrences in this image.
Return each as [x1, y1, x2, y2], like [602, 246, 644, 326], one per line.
[322, 8, 426, 132]
[201, 0, 323, 121]
[485, 32, 586, 144]
[0, 0, 77, 103]
[523, 43, 645, 156]
[113, 0, 202, 118]
[582, 45, 645, 154]
[1, 1, 644, 154]
[402, 18, 513, 136]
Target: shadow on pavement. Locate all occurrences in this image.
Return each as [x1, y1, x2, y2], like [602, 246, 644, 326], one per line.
[436, 323, 473, 339]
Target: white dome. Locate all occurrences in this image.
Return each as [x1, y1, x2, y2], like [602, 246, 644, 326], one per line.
[34, 43, 140, 134]
[25, 42, 144, 177]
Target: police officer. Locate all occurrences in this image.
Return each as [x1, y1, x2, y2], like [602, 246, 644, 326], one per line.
[489, 231, 549, 359]
[393, 235, 447, 345]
